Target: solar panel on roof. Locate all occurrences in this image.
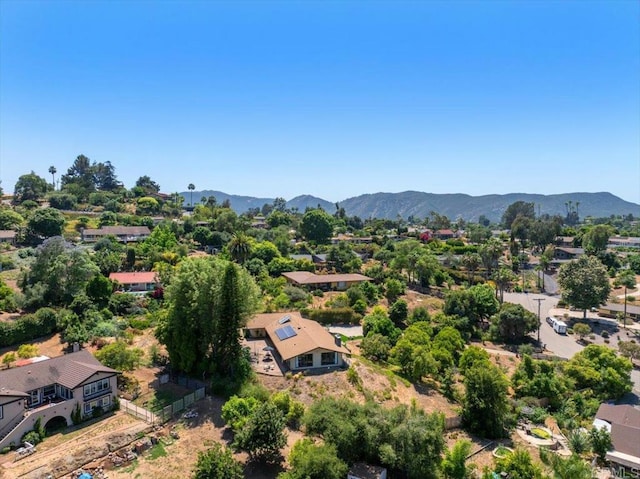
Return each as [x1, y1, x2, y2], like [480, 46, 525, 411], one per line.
[278, 315, 291, 324]
[274, 325, 298, 341]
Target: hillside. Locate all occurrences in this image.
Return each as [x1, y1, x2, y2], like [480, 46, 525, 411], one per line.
[180, 190, 640, 222]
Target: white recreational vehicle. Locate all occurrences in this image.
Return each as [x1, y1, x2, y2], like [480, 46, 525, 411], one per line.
[546, 316, 567, 334]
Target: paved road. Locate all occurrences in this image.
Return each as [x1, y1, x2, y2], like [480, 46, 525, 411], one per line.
[503, 292, 640, 395]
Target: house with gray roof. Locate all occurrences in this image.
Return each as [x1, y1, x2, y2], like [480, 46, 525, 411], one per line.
[0, 350, 118, 449]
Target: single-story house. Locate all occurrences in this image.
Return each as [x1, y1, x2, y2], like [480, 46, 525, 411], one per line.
[598, 303, 640, 322]
[434, 229, 456, 240]
[0, 230, 17, 245]
[81, 226, 151, 243]
[593, 404, 640, 476]
[0, 350, 118, 449]
[109, 271, 159, 294]
[281, 271, 371, 291]
[330, 234, 373, 245]
[553, 247, 585, 261]
[244, 312, 349, 371]
[608, 236, 640, 249]
[348, 463, 388, 479]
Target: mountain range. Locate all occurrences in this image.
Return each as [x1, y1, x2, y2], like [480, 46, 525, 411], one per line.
[181, 190, 640, 223]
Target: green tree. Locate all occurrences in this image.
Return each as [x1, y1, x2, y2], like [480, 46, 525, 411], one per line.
[458, 346, 490, 374]
[384, 278, 405, 304]
[572, 322, 591, 341]
[20, 236, 99, 309]
[441, 440, 475, 479]
[495, 448, 544, 479]
[228, 233, 252, 264]
[2, 352, 16, 368]
[135, 175, 161, 195]
[461, 252, 482, 283]
[557, 255, 611, 319]
[188, 183, 195, 206]
[48, 165, 57, 189]
[156, 257, 260, 377]
[13, 171, 50, 204]
[278, 439, 348, 479]
[589, 426, 612, 464]
[462, 363, 510, 438]
[17, 344, 39, 359]
[501, 201, 535, 229]
[539, 449, 592, 479]
[389, 299, 408, 326]
[25, 208, 66, 242]
[492, 266, 517, 303]
[95, 341, 144, 371]
[582, 225, 613, 255]
[565, 344, 632, 399]
[490, 302, 539, 343]
[478, 237, 503, 278]
[85, 274, 113, 306]
[192, 443, 243, 479]
[0, 208, 24, 230]
[221, 395, 260, 431]
[300, 209, 333, 244]
[234, 401, 287, 463]
[0, 278, 17, 312]
[359, 333, 392, 361]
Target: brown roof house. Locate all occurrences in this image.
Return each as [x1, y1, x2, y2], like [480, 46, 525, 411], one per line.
[109, 271, 159, 294]
[81, 226, 151, 243]
[245, 312, 350, 372]
[0, 350, 118, 449]
[282, 271, 371, 291]
[593, 403, 640, 475]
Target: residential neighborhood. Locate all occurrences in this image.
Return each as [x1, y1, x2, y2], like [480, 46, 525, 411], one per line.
[1, 2, 639, 479]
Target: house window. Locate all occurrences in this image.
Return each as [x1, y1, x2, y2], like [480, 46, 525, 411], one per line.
[43, 385, 56, 399]
[321, 352, 337, 366]
[84, 396, 111, 415]
[296, 354, 313, 368]
[28, 390, 40, 407]
[84, 378, 110, 397]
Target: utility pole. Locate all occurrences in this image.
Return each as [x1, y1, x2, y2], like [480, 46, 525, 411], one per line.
[533, 298, 545, 344]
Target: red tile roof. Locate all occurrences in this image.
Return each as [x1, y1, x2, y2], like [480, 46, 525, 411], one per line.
[109, 272, 158, 285]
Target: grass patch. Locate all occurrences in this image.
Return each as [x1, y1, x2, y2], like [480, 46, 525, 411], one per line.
[494, 446, 512, 458]
[147, 442, 167, 460]
[135, 387, 183, 411]
[531, 427, 551, 440]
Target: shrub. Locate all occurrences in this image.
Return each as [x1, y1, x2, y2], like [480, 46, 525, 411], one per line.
[21, 431, 41, 445]
[301, 307, 362, 325]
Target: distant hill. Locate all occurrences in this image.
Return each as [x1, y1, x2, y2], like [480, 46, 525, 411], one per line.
[180, 190, 639, 222]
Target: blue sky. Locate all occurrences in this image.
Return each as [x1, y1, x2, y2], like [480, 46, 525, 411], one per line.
[1, 1, 639, 204]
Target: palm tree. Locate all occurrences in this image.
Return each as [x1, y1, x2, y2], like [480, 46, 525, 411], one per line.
[188, 183, 195, 206]
[48, 166, 57, 190]
[461, 252, 482, 284]
[615, 269, 637, 328]
[228, 233, 251, 264]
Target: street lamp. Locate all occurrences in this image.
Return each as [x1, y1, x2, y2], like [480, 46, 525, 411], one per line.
[533, 297, 545, 344]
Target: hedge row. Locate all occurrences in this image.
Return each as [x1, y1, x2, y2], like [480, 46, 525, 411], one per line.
[0, 308, 58, 348]
[300, 307, 362, 325]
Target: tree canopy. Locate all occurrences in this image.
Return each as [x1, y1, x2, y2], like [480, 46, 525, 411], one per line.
[156, 257, 260, 377]
[557, 255, 610, 318]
